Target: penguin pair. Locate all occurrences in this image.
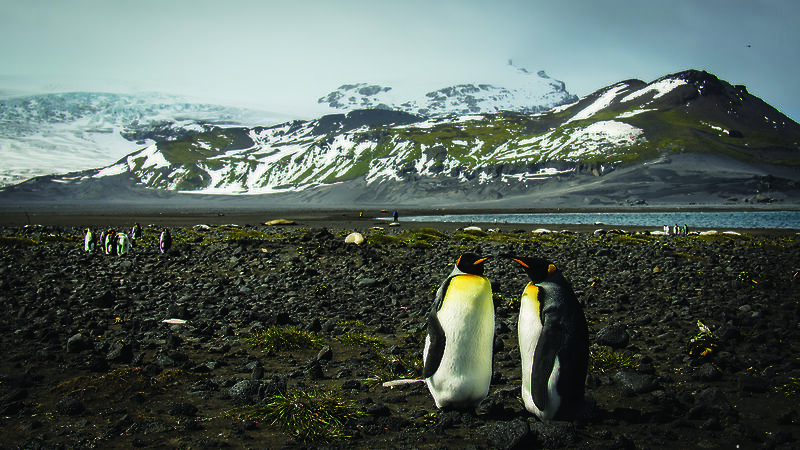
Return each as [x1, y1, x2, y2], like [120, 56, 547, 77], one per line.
[422, 253, 588, 421]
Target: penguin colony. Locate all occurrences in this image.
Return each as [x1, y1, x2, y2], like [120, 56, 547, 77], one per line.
[416, 252, 588, 421]
[83, 226, 171, 256]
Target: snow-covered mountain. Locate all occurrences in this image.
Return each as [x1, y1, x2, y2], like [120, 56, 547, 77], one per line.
[4, 70, 798, 207]
[317, 62, 577, 116]
[0, 92, 288, 187]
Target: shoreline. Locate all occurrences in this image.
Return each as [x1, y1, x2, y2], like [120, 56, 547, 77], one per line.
[1, 206, 798, 236]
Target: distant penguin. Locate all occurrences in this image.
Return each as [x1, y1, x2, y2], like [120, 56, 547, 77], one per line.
[423, 253, 494, 409]
[159, 229, 172, 254]
[105, 230, 117, 256]
[504, 254, 589, 421]
[131, 223, 142, 247]
[99, 230, 107, 253]
[117, 233, 130, 255]
[84, 228, 96, 252]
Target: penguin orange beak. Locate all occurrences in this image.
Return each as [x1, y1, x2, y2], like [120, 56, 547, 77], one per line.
[474, 257, 488, 265]
[510, 258, 528, 268]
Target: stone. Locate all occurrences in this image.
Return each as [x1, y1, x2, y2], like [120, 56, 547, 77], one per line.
[485, 418, 530, 450]
[596, 324, 630, 348]
[56, 396, 85, 416]
[614, 371, 659, 394]
[692, 363, 722, 381]
[66, 333, 92, 353]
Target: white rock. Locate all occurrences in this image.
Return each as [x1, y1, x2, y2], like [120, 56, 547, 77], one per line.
[345, 232, 365, 245]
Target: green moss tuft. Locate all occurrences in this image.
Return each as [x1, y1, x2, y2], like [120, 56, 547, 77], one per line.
[251, 388, 365, 442]
[366, 233, 403, 246]
[589, 346, 640, 375]
[0, 236, 37, 246]
[244, 326, 325, 352]
[775, 377, 800, 396]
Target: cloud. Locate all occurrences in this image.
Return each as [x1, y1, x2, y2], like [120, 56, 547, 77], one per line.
[1, 0, 798, 120]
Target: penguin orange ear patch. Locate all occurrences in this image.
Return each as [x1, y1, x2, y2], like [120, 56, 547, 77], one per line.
[548, 264, 557, 276]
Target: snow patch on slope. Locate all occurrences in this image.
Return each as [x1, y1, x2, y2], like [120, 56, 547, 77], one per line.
[567, 84, 629, 123]
[622, 78, 687, 103]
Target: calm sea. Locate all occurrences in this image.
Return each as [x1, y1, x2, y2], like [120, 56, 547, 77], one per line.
[392, 211, 800, 230]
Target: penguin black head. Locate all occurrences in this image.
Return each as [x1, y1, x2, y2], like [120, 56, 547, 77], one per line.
[502, 254, 557, 283]
[455, 253, 489, 276]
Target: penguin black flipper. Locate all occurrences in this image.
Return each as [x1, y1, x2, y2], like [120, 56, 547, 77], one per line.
[531, 311, 564, 413]
[423, 311, 446, 378]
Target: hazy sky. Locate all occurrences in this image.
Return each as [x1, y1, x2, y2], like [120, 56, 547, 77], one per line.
[1, 0, 799, 121]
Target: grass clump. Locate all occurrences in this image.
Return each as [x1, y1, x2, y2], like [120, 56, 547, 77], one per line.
[612, 235, 655, 245]
[39, 234, 79, 244]
[686, 320, 720, 360]
[337, 319, 365, 328]
[589, 346, 640, 375]
[687, 331, 720, 359]
[366, 233, 402, 246]
[505, 296, 520, 311]
[775, 377, 800, 396]
[493, 292, 520, 310]
[337, 332, 386, 348]
[399, 228, 449, 247]
[0, 236, 36, 247]
[253, 388, 365, 442]
[244, 326, 325, 352]
[366, 352, 423, 387]
[313, 284, 329, 296]
[459, 228, 488, 237]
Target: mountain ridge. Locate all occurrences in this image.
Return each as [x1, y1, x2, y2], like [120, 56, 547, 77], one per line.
[317, 63, 578, 116]
[2, 69, 799, 208]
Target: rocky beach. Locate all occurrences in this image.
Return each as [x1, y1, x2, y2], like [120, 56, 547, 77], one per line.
[1, 211, 799, 449]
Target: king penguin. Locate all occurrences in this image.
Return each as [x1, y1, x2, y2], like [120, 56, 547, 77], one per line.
[117, 232, 130, 256]
[84, 228, 96, 253]
[105, 230, 118, 256]
[423, 253, 494, 409]
[504, 254, 589, 421]
[159, 228, 172, 254]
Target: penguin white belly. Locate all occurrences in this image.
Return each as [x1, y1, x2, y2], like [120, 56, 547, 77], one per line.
[117, 234, 130, 255]
[519, 284, 543, 415]
[426, 275, 493, 408]
[519, 283, 562, 420]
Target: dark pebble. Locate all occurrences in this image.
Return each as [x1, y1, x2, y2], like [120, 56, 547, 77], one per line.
[56, 396, 85, 416]
[485, 418, 530, 450]
[692, 363, 722, 381]
[596, 324, 630, 348]
[614, 371, 659, 394]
